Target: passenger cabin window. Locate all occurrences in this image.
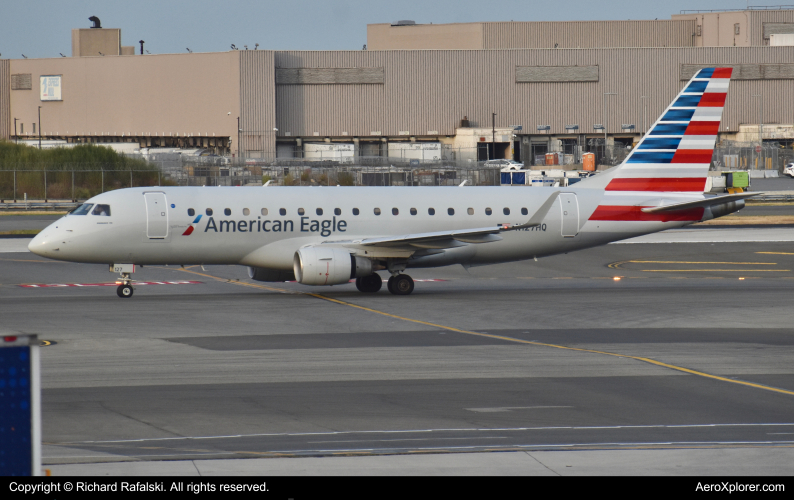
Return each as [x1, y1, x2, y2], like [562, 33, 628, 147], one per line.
[448, 208, 455, 216]
[428, 208, 435, 215]
[410, 208, 417, 215]
[521, 208, 528, 216]
[188, 208, 195, 217]
[224, 208, 231, 216]
[334, 208, 341, 216]
[316, 208, 323, 216]
[70, 203, 93, 216]
[467, 208, 474, 215]
[353, 208, 360, 215]
[279, 208, 286, 216]
[503, 208, 510, 215]
[298, 208, 305, 215]
[206, 208, 213, 216]
[392, 208, 399, 215]
[92, 204, 111, 216]
[243, 208, 250, 216]
[261, 208, 268, 216]
[374, 208, 381, 216]
[485, 208, 492, 215]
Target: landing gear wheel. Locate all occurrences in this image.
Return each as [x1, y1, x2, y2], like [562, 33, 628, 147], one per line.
[356, 274, 383, 293]
[117, 284, 134, 298]
[389, 274, 414, 296]
[387, 275, 396, 294]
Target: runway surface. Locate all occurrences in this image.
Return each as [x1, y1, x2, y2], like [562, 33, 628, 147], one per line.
[2, 230, 794, 475]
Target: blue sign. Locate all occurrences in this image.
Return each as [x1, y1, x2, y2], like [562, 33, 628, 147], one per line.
[0, 346, 32, 476]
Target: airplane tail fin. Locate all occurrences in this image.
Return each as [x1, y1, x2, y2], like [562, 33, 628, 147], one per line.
[604, 67, 732, 193]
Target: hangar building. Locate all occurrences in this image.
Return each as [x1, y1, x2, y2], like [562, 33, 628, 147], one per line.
[1, 6, 793, 165]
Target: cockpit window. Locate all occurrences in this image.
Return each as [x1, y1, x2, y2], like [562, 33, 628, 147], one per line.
[92, 204, 111, 216]
[70, 203, 93, 216]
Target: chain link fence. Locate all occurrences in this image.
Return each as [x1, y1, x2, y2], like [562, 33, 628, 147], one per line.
[711, 141, 793, 171]
[2, 140, 792, 201]
[0, 169, 163, 201]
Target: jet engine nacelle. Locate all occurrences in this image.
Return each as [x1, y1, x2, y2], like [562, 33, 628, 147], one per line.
[293, 246, 372, 286]
[702, 199, 745, 221]
[247, 266, 295, 282]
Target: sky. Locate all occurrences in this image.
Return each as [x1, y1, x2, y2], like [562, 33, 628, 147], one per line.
[2, 0, 754, 59]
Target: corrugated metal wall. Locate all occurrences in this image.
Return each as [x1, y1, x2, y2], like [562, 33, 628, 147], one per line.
[482, 21, 697, 49]
[750, 10, 794, 45]
[273, 47, 794, 138]
[239, 50, 276, 156]
[0, 60, 9, 140]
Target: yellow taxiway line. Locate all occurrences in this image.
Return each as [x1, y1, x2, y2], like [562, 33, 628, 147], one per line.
[176, 267, 794, 398]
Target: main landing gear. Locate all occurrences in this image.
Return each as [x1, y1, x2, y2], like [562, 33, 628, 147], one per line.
[387, 274, 414, 295]
[355, 273, 382, 293]
[355, 273, 415, 295]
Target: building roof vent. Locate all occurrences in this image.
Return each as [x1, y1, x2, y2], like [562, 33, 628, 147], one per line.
[89, 16, 101, 29]
[392, 20, 416, 26]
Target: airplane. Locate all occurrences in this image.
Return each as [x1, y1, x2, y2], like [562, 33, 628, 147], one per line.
[28, 67, 754, 298]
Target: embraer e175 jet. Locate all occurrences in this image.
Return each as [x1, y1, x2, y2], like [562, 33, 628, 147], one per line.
[29, 68, 753, 298]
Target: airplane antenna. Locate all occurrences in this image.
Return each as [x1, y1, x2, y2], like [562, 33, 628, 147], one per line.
[263, 180, 272, 187]
[459, 180, 468, 187]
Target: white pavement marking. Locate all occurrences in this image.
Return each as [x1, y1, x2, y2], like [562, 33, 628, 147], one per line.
[58, 422, 794, 444]
[45, 447, 794, 476]
[465, 406, 573, 413]
[0, 238, 32, 252]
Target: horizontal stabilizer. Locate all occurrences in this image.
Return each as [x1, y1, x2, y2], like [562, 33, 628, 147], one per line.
[641, 192, 760, 213]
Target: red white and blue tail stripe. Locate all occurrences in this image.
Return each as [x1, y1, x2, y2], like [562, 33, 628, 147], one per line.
[589, 67, 731, 225]
[606, 67, 731, 193]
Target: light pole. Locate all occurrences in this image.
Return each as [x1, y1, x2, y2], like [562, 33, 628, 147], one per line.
[14, 118, 18, 143]
[38, 106, 42, 149]
[492, 112, 496, 160]
[237, 116, 242, 159]
[752, 94, 762, 169]
[603, 92, 617, 156]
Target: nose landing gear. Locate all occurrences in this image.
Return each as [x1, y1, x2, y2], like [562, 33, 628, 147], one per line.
[111, 264, 136, 298]
[116, 272, 134, 298]
[117, 282, 134, 298]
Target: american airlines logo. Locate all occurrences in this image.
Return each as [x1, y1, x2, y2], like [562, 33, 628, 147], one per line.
[181, 214, 202, 236]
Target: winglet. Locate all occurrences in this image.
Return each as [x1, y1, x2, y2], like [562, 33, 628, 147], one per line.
[501, 191, 560, 231]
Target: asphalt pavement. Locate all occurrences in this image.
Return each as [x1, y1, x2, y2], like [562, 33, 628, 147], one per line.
[2, 231, 794, 475]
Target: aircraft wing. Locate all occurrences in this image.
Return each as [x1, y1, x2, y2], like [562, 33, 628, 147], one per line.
[641, 192, 760, 213]
[323, 191, 560, 252]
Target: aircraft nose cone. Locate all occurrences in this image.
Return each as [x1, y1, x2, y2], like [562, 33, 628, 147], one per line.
[28, 231, 58, 257]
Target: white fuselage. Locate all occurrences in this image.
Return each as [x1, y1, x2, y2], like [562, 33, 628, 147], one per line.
[28, 184, 698, 270]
